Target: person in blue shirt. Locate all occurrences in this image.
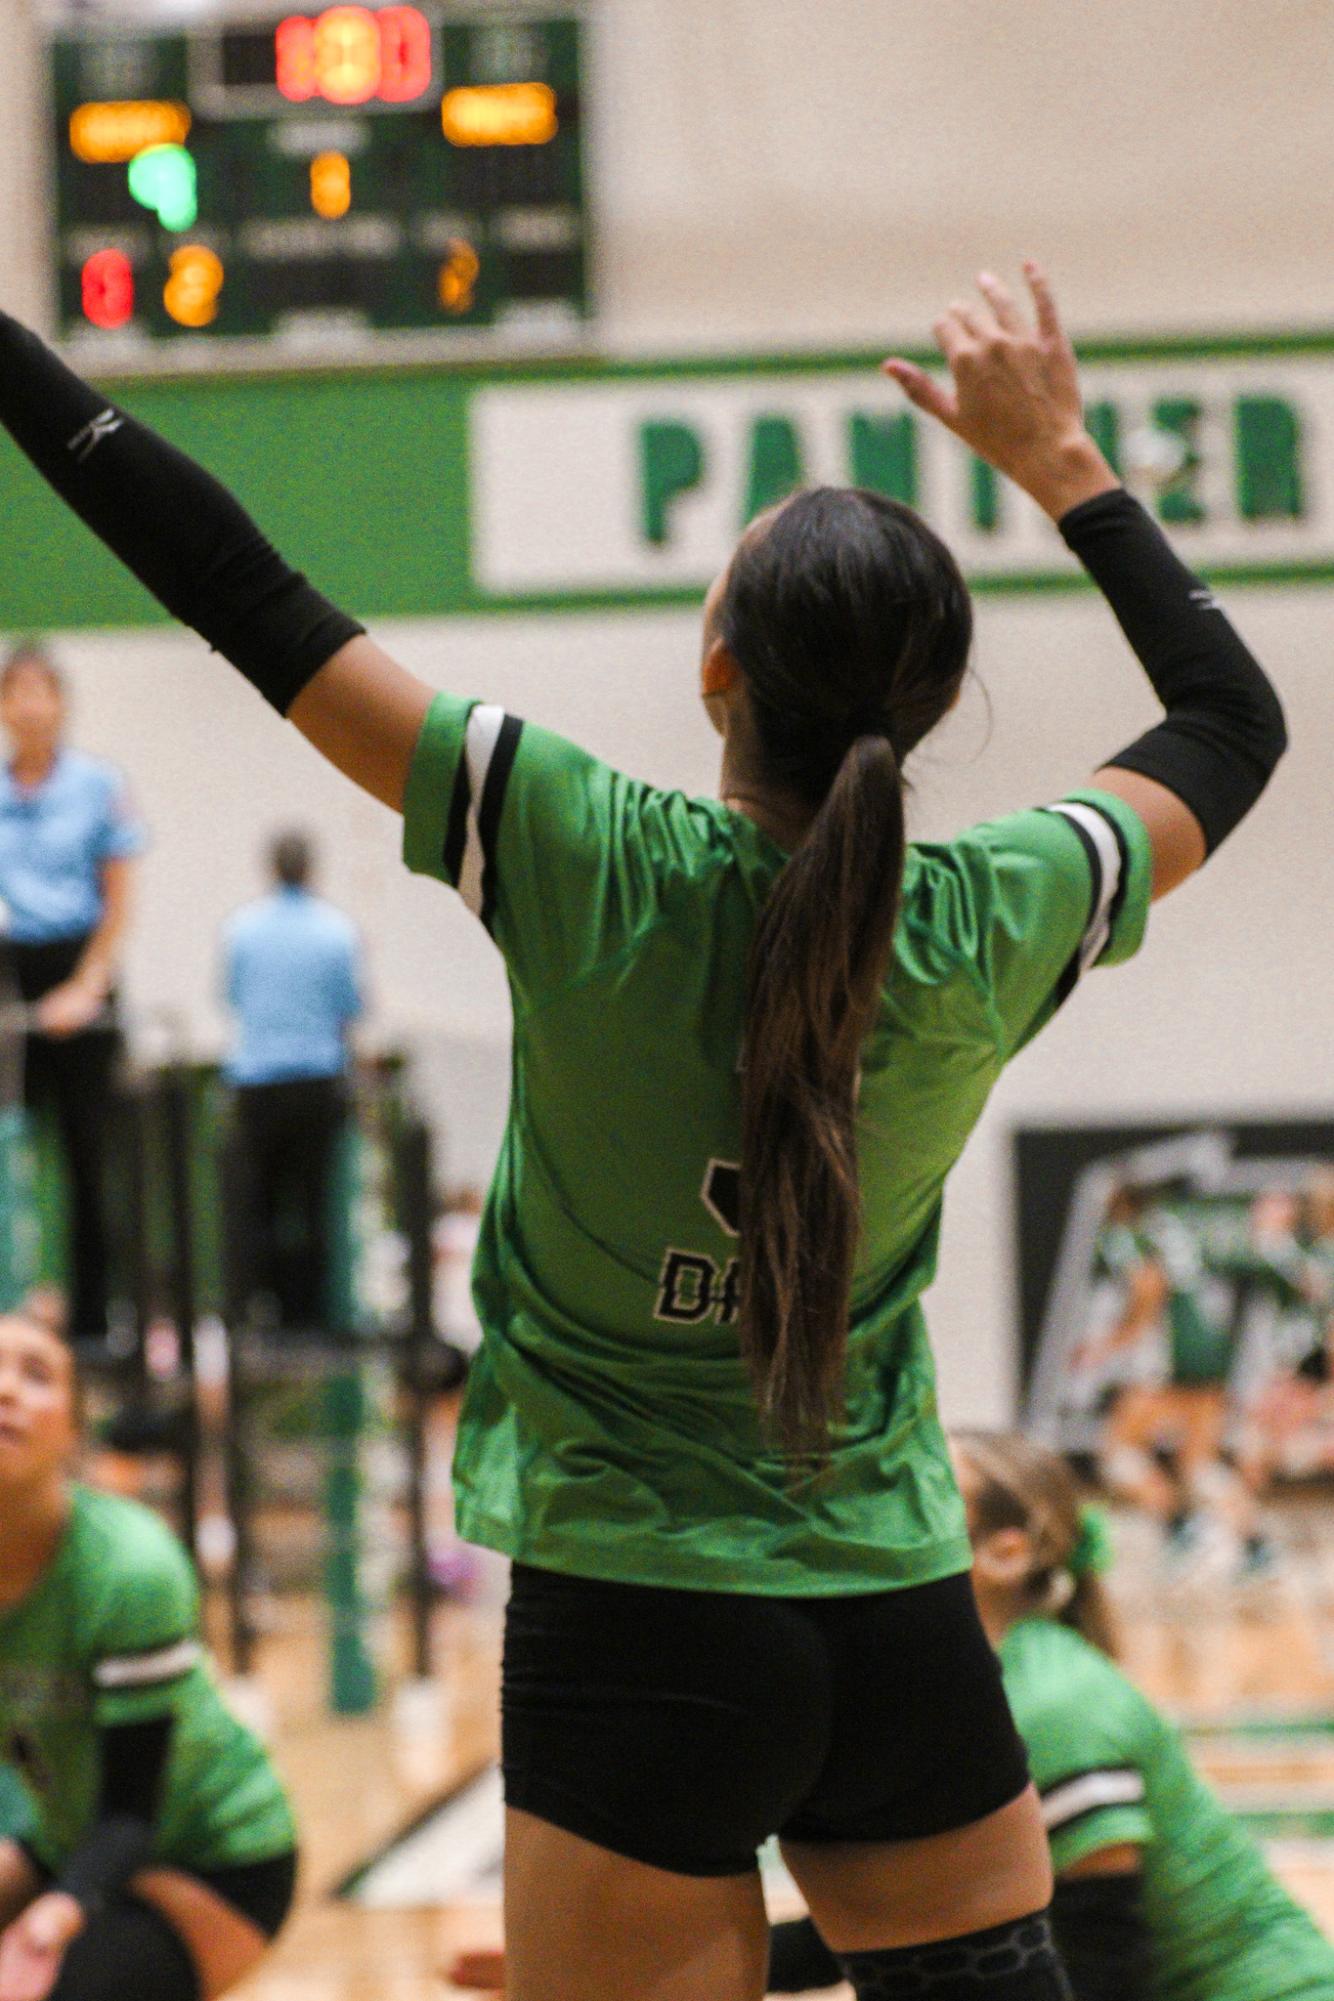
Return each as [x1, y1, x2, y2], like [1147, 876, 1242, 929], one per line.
[0, 642, 145, 1341]
[221, 830, 364, 1330]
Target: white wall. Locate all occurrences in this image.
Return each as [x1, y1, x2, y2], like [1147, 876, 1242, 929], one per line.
[5, 0, 1334, 1420]
[10, 0, 1334, 340]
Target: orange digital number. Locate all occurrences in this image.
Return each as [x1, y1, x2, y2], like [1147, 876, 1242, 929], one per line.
[164, 245, 225, 329]
[315, 6, 381, 105]
[438, 240, 480, 315]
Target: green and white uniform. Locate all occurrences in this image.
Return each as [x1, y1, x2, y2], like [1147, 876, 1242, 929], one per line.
[405, 697, 1153, 1595]
[1004, 1618, 1334, 2001]
[0, 1486, 295, 1874]
[1151, 1202, 1239, 1389]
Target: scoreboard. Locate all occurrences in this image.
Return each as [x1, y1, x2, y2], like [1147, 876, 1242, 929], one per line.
[49, 6, 589, 358]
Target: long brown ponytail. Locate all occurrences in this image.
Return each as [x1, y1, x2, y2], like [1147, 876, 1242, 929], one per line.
[720, 488, 972, 1459]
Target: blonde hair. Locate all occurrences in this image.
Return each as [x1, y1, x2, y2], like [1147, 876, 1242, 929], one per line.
[954, 1429, 1120, 1657]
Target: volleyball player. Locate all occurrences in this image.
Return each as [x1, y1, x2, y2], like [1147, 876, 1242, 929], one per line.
[0, 260, 1287, 2000]
[453, 1433, 1334, 1999]
[0, 1310, 298, 2001]
[1090, 1194, 1271, 1574]
[760, 1433, 1334, 2000]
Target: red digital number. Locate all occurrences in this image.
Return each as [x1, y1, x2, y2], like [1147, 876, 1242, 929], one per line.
[81, 249, 134, 330]
[275, 15, 318, 101]
[377, 7, 431, 101]
[276, 7, 430, 105]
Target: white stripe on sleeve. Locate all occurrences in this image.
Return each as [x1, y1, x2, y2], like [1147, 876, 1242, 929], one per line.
[1045, 801, 1124, 970]
[458, 704, 507, 917]
[93, 1638, 202, 1690]
[1040, 1768, 1147, 1831]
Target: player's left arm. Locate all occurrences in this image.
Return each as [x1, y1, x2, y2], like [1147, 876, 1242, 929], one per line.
[0, 311, 433, 813]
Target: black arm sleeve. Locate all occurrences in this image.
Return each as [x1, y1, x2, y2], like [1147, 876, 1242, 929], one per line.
[1050, 1871, 1152, 2001]
[0, 312, 363, 714]
[766, 1917, 844, 1993]
[1059, 486, 1287, 853]
[54, 1716, 173, 1917]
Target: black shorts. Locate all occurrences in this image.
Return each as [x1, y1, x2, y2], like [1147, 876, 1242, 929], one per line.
[502, 1563, 1029, 1877]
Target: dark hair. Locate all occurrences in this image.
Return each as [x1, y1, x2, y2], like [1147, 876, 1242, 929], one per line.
[720, 487, 972, 1459]
[270, 829, 313, 889]
[1, 641, 64, 697]
[953, 1430, 1120, 1658]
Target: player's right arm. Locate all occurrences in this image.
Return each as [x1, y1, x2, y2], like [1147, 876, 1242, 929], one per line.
[0, 311, 432, 813]
[886, 262, 1286, 901]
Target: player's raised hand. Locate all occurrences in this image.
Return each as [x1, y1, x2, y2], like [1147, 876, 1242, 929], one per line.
[882, 261, 1118, 519]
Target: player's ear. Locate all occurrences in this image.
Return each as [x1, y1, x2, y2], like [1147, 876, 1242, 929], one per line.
[701, 638, 740, 738]
[701, 636, 738, 700]
[973, 1526, 1033, 1592]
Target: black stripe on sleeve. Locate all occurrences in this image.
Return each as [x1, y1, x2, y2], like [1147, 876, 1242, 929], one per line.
[441, 744, 472, 885]
[477, 714, 524, 935]
[1098, 805, 1132, 951]
[1050, 808, 1102, 1011]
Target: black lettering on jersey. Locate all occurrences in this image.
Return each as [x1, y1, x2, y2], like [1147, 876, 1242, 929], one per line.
[655, 1250, 741, 1326]
[716, 1256, 742, 1323]
[700, 1160, 741, 1238]
[655, 1252, 718, 1323]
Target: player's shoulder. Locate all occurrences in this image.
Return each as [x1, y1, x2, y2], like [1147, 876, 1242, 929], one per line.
[69, 1484, 195, 1598]
[909, 804, 1093, 937]
[1001, 1617, 1155, 1753]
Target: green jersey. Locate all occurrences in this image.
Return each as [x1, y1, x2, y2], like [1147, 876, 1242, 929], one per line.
[0, 1486, 295, 1873]
[0, 1763, 32, 1843]
[405, 695, 1152, 1593]
[1003, 1618, 1334, 2001]
[1152, 1203, 1238, 1388]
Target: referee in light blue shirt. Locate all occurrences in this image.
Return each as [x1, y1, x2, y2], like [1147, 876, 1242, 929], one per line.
[223, 830, 364, 1330]
[0, 641, 146, 1340]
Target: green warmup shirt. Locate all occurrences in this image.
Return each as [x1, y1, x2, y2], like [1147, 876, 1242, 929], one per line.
[1003, 1618, 1334, 2001]
[0, 1485, 296, 1874]
[405, 696, 1153, 1593]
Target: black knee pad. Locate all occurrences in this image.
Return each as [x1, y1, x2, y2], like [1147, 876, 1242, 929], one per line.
[838, 1910, 1073, 1997]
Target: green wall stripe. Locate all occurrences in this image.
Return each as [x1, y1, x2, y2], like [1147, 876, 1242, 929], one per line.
[6, 327, 1334, 634]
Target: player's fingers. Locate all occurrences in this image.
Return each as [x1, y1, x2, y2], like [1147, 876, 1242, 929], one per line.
[945, 298, 988, 341]
[882, 359, 959, 428]
[931, 310, 979, 371]
[976, 269, 1025, 334]
[1023, 258, 1064, 342]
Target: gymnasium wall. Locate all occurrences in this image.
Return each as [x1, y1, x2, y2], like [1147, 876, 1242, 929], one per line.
[3, 0, 1332, 1423]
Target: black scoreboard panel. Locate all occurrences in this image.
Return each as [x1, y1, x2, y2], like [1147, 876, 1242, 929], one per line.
[51, 7, 588, 353]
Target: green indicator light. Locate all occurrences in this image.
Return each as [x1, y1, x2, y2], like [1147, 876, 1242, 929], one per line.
[128, 144, 198, 232]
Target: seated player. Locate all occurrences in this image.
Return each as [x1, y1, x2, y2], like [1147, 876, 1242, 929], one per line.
[449, 1431, 1334, 2000]
[764, 1433, 1334, 2000]
[0, 1310, 299, 2001]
